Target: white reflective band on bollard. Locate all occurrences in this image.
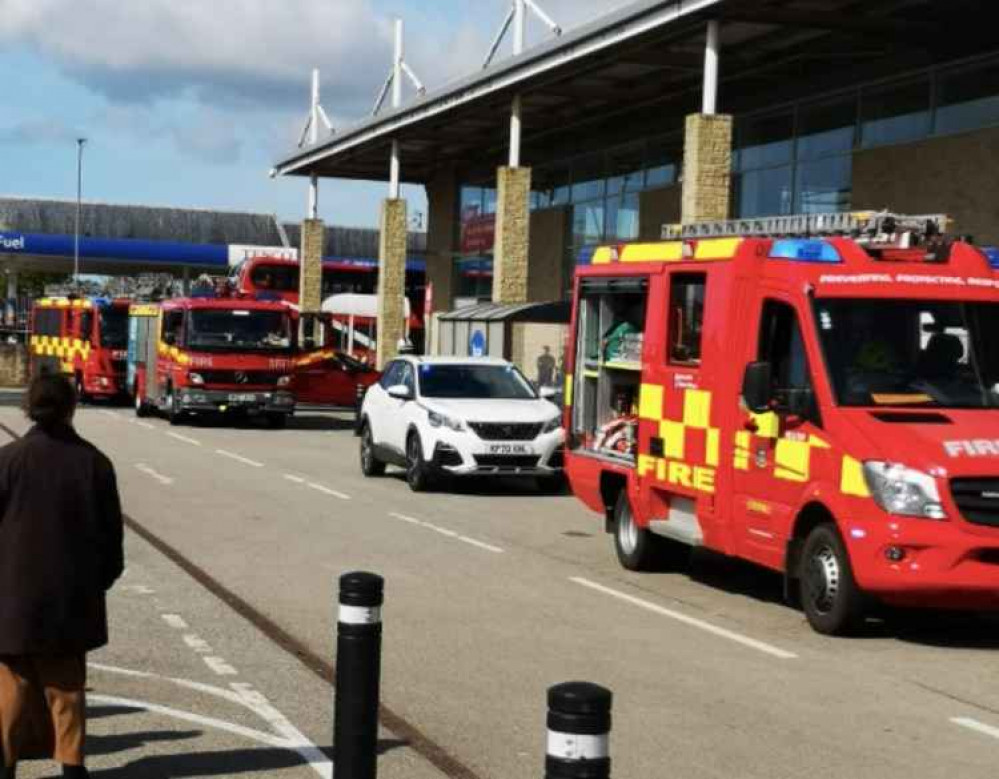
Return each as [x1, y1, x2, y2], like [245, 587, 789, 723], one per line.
[338, 605, 381, 625]
[546, 731, 609, 760]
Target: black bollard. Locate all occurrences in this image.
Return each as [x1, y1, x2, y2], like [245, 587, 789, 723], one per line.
[333, 571, 384, 779]
[545, 682, 612, 779]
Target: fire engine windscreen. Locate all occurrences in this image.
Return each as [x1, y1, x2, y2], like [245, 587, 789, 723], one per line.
[814, 300, 999, 408]
[99, 307, 129, 348]
[187, 309, 291, 351]
[418, 364, 536, 400]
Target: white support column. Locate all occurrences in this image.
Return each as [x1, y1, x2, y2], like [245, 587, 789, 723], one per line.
[702, 19, 720, 116]
[508, 0, 526, 168]
[308, 69, 320, 218]
[389, 18, 404, 199]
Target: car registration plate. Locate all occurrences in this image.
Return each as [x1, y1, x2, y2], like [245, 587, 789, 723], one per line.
[227, 393, 258, 403]
[488, 444, 532, 455]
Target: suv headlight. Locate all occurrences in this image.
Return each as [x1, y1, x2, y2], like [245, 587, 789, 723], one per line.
[188, 372, 205, 386]
[863, 462, 946, 519]
[428, 410, 464, 432]
[542, 415, 562, 434]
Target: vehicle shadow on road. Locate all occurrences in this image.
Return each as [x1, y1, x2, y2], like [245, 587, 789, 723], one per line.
[873, 610, 999, 648]
[682, 550, 999, 646]
[383, 473, 570, 498]
[685, 548, 788, 607]
[182, 413, 355, 433]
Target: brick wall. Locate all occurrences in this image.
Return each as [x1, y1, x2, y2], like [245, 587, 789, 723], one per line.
[0, 344, 28, 387]
[681, 114, 733, 224]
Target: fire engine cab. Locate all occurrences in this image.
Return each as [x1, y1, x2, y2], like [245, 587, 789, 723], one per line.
[29, 296, 130, 400]
[565, 211, 999, 634]
[127, 297, 296, 427]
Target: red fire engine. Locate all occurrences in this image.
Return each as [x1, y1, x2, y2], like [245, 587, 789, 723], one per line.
[127, 297, 296, 427]
[29, 296, 130, 400]
[565, 211, 999, 634]
[226, 255, 385, 407]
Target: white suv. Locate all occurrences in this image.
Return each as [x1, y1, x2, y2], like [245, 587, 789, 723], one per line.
[358, 356, 565, 491]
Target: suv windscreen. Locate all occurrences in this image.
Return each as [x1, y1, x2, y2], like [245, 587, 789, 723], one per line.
[815, 299, 999, 408]
[99, 307, 129, 348]
[418, 364, 536, 400]
[187, 309, 291, 352]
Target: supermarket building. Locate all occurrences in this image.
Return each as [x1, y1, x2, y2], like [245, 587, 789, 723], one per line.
[273, 0, 996, 362]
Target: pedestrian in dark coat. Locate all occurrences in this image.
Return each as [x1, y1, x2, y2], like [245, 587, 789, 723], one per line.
[0, 374, 124, 779]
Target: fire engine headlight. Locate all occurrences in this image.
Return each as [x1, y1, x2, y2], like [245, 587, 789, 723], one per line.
[277, 375, 292, 388]
[863, 461, 946, 519]
[428, 410, 464, 432]
[542, 415, 562, 435]
[188, 372, 205, 386]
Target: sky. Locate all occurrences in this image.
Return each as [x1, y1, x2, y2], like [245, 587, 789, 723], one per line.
[0, 0, 630, 231]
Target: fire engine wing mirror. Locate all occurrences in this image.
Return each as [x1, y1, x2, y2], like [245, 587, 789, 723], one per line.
[163, 333, 176, 346]
[742, 361, 773, 414]
[387, 384, 413, 401]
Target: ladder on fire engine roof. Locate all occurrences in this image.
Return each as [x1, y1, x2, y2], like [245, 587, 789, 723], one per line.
[661, 211, 951, 246]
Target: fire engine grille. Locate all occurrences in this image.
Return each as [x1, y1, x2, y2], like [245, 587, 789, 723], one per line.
[198, 370, 283, 387]
[469, 422, 543, 441]
[473, 455, 541, 469]
[950, 479, 999, 528]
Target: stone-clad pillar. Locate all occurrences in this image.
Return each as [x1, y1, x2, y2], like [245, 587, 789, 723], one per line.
[299, 218, 325, 313]
[681, 114, 733, 224]
[376, 199, 408, 369]
[492, 166, 531, 305]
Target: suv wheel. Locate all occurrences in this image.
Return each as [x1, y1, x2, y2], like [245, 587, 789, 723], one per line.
[360, 423, 386, 477]
[406, 433, 434, 492]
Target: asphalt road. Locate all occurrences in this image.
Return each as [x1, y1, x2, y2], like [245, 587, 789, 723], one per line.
[3, 399, 999, 778]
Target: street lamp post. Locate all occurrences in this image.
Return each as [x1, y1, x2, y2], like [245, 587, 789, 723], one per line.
[74, 138, 86, 290]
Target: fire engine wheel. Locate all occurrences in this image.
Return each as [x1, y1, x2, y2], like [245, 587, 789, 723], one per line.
[799, 524, 866, 635]
[74, 375, 89, 404]
[134, 386, 150, 418]
[406, 433, 434, 493]
[359, 423, 386, 477]
[166, 388, 186, 426]
[265, 413, 287, 430]
[613, 491, 656, 571]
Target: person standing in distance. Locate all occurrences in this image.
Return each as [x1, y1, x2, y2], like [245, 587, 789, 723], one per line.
[0, 374, 125, 779]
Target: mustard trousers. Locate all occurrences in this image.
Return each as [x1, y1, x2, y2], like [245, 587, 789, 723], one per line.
[0, 654, 86, 767]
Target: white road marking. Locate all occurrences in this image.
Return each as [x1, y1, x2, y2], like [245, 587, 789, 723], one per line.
[307, 482, 351, 500]
[570, 577, 798, 660]
[167, 431, 202, 446]
[98, 410, 122, 420]
[205, 656, 239, 676]
[88, 694, 331, 779]
[183, 634, 212, 654]
[284, 474, 307, 484]
[134, 420, 156, 430]
[122, 585, 156, 595]
[162, 614, 189, 630]
[135, 463, 174, 486]
[457, 535, 505, 554]
[230, 682, 331, 777]
[389, 512, 505, 554]
[217, 449, 264, 468]
[953, 717, 999, 741]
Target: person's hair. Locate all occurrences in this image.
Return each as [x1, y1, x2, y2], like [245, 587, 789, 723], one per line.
[23, 373, 77, 429]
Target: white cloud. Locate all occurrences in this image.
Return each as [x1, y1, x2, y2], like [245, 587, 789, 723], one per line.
[1, 0, 639, 161]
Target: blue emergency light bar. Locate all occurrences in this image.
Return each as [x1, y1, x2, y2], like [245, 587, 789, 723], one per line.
[981, 247, 999, 269]
[770, 239, 841, 263]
